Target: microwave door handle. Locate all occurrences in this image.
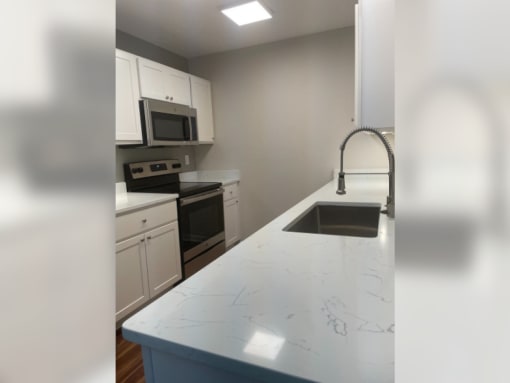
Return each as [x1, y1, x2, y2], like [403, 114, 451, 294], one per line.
[143, 100, 153, 145]
[183, 117, 190, 140]
[187, 115, 193, 141]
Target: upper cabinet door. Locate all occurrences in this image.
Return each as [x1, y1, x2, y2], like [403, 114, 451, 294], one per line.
[355, 0, 394, 128]
[137, 57, 170, 102]
[137, 57, 191, 106]
[115, 49, 143, 144]
[190, 75, 215, 143]
[165, 67, 191, 106]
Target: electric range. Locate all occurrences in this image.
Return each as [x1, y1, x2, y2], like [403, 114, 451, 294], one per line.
[124, 159, 225, 279]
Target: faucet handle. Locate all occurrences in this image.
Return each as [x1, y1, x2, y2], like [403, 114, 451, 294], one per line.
[336, 173, 346, 195]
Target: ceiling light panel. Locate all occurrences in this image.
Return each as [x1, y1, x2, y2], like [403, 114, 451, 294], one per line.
[221, 1, 272, 26]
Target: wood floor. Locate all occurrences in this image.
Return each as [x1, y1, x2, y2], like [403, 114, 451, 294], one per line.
[116, 330, 145, 383]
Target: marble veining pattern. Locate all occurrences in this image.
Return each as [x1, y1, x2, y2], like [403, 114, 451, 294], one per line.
[123, 175, 394, 382]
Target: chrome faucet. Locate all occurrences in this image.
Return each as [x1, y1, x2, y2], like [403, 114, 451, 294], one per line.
[337, 127, 395, 218]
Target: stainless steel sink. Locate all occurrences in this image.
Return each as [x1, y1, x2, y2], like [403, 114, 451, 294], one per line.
[283, 202, 381, 237]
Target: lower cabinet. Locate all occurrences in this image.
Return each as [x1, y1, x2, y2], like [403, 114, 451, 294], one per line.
[116, 234, 149, 321]
[223, 182, 241, 249]
[145, 222, 181, 297]
[116, 202, 182, 322]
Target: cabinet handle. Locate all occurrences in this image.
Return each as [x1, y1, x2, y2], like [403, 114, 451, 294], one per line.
[170, 96, 173, 101]
[142, 219, 147, 223]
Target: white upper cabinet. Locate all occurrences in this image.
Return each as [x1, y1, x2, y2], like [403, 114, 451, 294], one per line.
[116, 52, 215, 145]
[137, 57, 191, 106]
[190, 75, 215, 143]
[115, 49, 143, 144]
[355, 0, 394, 128]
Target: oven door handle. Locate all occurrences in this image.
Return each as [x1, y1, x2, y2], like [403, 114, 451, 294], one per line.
[179, 188, 224, 206]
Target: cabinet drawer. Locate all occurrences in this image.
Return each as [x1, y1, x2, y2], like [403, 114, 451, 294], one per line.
[116, 201, 177, 241]
[223, 183, 239, 201]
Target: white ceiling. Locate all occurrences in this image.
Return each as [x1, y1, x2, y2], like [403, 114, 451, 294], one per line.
[116, 0, 356, 59]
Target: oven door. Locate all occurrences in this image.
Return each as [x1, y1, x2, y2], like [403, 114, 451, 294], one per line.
[178, 188, 225, 263]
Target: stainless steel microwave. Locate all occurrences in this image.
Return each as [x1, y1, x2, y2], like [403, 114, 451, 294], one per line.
[139, 98, 198, 146]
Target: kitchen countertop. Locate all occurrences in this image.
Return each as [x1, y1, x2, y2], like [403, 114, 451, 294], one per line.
[115, 170, 238, 214]
[115, 182, 178, 215]
[179, 170, 240, 186]
[122, 173, 394, 382]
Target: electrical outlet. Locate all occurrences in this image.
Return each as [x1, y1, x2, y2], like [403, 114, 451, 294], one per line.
[184, 154, 190, 166]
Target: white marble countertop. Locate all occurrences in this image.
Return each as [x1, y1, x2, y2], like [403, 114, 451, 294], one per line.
[122, 174, 394, 382]
[115, 182, 178, 216]
[179, 170, 240, 186]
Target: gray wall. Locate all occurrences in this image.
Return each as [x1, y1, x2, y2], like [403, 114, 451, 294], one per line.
[116, 30, 188, 71]
[189, 27, 392, 238]
[116, 30, 195, 181]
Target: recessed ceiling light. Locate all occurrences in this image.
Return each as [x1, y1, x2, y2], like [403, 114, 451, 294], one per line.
[221, 1, 272, 26]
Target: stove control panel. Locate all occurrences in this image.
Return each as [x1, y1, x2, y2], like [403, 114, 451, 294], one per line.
[125, 159, 182, 180]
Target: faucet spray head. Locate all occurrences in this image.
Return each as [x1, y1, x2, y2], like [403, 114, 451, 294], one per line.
[336, 173, 346, 195]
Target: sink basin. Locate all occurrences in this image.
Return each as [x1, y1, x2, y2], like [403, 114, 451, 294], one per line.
[283, 202, 381, 237]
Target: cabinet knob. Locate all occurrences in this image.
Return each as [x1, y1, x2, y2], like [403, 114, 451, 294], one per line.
[142, 218, 147, 223]
[140, 238, 145, 242]
[147, 236, 152, 240]
[165, 96, 169, 100]
[170, 96, 173, 101]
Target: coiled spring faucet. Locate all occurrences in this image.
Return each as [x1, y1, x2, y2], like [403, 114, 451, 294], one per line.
[337, 127, 395, 218]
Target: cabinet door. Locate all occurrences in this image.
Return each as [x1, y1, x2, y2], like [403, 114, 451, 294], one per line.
[166, 67, 191, 106]
[190, 75, 215, 143]
[116, 49, 143, 143]
[224, 198, 240, 248]
[137, 57, 169, 102]
[355, 0, 394, 128]
[145, 222, 182, 299]
[138, 58, 191, 105]
[116, 234, 149, 321]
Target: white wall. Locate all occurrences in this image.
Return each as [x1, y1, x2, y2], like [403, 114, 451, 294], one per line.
[189, 27, 392, 238]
